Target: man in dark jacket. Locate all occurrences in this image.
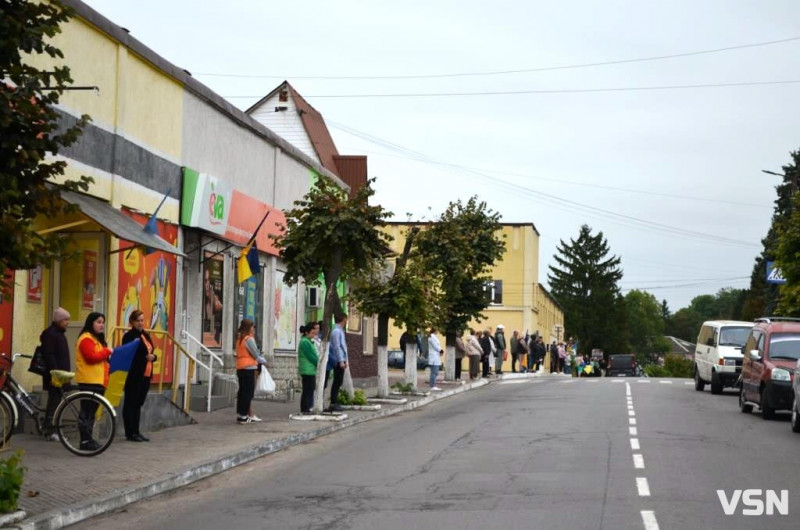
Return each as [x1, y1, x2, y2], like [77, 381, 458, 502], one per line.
[40, 307, 72, 439]
[479, 330, 492, 377]
[494, 325, 507, 375]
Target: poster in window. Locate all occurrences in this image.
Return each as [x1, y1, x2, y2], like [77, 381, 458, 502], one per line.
[117, 210, 178, 384]
[236, 273, 262, 345]
[273, 270, 297, 350]
[82, 250, 97, 310]
[203, 253, 224, 348]
[27, 265, 43, 303]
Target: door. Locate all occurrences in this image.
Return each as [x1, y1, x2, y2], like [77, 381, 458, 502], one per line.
[52, 233, 107, 362]
[741, 331, 760, 401]
[751, 333, 767, 404]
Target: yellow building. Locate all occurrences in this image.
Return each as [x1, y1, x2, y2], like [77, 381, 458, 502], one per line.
[383, 222, 564, 372]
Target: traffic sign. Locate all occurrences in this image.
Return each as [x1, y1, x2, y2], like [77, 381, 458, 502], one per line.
[766, 262, 787, 285]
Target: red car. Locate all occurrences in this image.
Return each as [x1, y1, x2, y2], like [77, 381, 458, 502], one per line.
[739, 317, 800, 419]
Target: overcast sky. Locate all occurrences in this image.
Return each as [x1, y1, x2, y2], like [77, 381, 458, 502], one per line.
[82, 0, 800, 310]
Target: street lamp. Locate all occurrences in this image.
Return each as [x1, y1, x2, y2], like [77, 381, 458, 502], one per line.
[762, 169, 797, 193]
[762, 169, 786, 177]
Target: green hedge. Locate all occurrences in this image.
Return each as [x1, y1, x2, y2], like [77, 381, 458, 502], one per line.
[644, 354, 693, 378]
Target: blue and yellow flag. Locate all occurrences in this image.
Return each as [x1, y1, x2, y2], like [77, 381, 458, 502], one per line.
[237, 239, 260, 284]
[106, 339, 140, 407]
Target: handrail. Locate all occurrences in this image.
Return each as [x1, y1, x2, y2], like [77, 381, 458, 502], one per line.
[181, 330, 224, 413]
[110, 327, 203, 414]
[182, 330, 224, 368]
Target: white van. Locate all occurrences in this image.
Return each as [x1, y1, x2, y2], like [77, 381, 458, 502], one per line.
[694, 320, 753, 394]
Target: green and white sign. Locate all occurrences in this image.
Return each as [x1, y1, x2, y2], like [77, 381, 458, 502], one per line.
[181, 167, 232, 235]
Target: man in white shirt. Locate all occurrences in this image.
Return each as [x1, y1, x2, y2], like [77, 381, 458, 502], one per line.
[427, 328, 443, 391]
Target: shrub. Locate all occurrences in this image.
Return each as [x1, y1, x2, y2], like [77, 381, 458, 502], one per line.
[645, 365, 668, 378]
[336, 389, 368, 406]
[391, 382, 415, 393]
[0, 451, 25, 513]
[663, 354, 693, 378]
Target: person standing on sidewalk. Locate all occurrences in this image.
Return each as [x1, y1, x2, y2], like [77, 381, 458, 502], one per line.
[516, 331, 529, 373]
[550, 340, 559, 373]
[509, 330, 520, 373]
[480, 329, 492, 377]
[427, 328, 443, 390]
[235, 319, 266, 424]
[494, 325, 507, 375]
[122, 310, 157, 442]
[327, 314, 348, 412]
[39, 307, 71, 441]
[297, 322, 319, 415]
[466, 329, 483, 380]
[75, 312, 112, 451]
[454, 331, 466, 380]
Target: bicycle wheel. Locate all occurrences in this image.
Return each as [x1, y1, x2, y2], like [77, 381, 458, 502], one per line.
[55, 392, 116, 457]
[1, 393, 17, 446]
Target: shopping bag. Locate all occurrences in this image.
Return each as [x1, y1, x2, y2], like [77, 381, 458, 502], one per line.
[502, 351, 509, 362]
[255, 367, 276, 395]
[28, 345, 47, 376]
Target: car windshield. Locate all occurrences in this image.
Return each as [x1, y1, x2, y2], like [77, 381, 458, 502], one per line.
[719, 327, 751, 347]
[768, 333, 800, 360]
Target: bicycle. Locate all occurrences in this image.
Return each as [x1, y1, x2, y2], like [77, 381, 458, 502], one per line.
[0, 352, 117, 457]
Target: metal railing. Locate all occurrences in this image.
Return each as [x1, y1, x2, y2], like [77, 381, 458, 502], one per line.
[180, 329, 224, 413]
[110, 327, 201, 414]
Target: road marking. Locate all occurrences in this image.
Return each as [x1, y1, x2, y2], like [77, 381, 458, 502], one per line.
[628, 410, 636, 416]
[641, 510, 659, 530]
[629, 427, 638, 436]
[612, 379, 624, 383]
[586, 379, 599, 383]
[633, 454, 645, 469]
[629, 418, 637, 425]
[499, 380, 533, 385]
[636, 477, 651, 497]
[637, 379, 650, 383]
[684, 382, 693, 385]
[630, 438, 640, 450]
[659, 380, 673, 384]
[560, 380, 575, 384]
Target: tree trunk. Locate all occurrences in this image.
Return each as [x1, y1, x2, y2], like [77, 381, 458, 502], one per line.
[404, 338, 418, 389]
[314, 272, 342, 414]
[313, 340, 329, 414]
[444, 332, 456, 381]
[343, 364, 355, 400]
[376, 314, 390, 397]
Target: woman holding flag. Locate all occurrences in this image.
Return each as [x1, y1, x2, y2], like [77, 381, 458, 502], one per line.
[75, 312, 113, 452]
[122, 310, 156, 442]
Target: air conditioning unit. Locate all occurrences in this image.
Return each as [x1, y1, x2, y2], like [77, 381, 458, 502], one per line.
[307, 286, 321, 308]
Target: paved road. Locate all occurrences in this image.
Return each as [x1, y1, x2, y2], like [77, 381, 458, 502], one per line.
[77, 377, 799, 530]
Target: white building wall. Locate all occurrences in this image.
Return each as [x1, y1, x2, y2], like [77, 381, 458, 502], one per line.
[249, 94, 317, 163]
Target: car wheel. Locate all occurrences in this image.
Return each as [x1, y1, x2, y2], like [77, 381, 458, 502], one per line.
[739, 387, 753, 413]
[761, 393, 776, 420]
[694, 366, 705, 391]
[791, 397, 800, 433]
[710, 371, 723, 395]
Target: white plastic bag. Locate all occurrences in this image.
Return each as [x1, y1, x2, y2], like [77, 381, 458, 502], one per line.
[255, 367, 276, 395]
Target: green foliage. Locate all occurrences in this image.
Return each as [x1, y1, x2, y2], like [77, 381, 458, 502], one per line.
[271, 176, 392, 336]
[337, 389, 367, 406]
[644, 365, 668, 378]
[0, 0, 93, 292]
[666, 288, 748, 342]
[663, 354, 693, 378]
[414, 197, 505, 342]
[625, 290, 667, 356]
[666, 307, 704, 342]
[0, 451, 25, 513]
[776, 192, 800, 316]
[548, 225, 627, 355]
[391, 382, 415, 393]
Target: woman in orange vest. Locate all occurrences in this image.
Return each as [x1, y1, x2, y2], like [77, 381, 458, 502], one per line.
[75, 312, 113, 451]
[236, 319, 266, 424]
[122, 310, 156, 442]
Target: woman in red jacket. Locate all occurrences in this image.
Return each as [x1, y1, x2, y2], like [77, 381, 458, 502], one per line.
[75, 312, 112, 451]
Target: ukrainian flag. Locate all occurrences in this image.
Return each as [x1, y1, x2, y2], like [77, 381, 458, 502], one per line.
[238, 239, 260, 284]
[106, 339, 140, 407]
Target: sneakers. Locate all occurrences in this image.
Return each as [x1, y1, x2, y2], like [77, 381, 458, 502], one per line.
[248, 415, 263, 422]
[44, 433, 59, 442]
[80, 439, 101, 451]
[431, 386, 442, 391]
[236, 416, 254, 424]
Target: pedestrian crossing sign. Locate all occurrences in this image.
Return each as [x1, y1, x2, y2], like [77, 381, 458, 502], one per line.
[766, 261, 787, 284]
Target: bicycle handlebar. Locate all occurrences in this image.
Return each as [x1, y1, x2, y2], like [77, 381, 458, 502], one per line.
[12, 353, 32, 361]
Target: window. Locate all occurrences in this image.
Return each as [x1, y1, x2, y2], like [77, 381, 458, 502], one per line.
[719, 326, 751, 347]
[697, 326, 713, 346]
[743, 332, 759, 358]
[202, 253, 224, 348]
[768, 333, 800, 360]
[234, 268, 263, 346]
[483, 280, 503, 305]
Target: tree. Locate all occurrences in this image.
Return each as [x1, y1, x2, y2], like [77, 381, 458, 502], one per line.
[660, 299, 671, 323]
[1, 0, 92, 292]
[625, 290, 668, 361]
[740, 151, 800, 319]
[775, 193, 800, 316]
[688, 294, 717, 320]
[415, 197, 505, 380]
[351, 226, 438, 394]
[548, 225, 627, 355]
[272, 176, 392, 413]
[667, 307, 704, 342]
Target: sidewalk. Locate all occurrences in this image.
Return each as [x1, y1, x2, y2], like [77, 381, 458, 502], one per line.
[3, 371, 488, 529]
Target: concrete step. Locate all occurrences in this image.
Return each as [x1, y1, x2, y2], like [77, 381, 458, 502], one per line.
[189, 394, 230, 412]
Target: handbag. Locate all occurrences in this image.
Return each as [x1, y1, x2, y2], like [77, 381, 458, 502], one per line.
[502, 351, 509, 362]
[28, 345, 47, 376]
[255, 367, 276, 395]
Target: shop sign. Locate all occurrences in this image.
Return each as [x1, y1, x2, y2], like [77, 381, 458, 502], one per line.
[181, 168, 232, 236]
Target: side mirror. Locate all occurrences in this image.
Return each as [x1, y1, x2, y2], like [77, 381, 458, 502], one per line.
[750, 350, 761, 361]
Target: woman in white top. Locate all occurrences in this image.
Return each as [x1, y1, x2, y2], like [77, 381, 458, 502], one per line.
[428, 328, 443, 391]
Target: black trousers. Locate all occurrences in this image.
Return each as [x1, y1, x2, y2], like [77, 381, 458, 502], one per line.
[300, 374, 316, 412]
[77, 384, 105, 444]
[511, 352, 518, 372]
[481, 356, 490, 377]
[43, 387, 63, 434]
[328, 366, 345, 406]
[455, 358, 463, 380]
[236, 369, 256, 417]
[123, 376, 151, 437]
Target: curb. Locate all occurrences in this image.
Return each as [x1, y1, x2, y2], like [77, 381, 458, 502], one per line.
[10, 378, 489, 529]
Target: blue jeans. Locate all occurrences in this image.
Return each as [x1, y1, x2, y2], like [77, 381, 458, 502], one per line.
[429, 364, 440, 387]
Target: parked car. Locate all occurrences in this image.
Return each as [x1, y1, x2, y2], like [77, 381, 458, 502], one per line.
[694, 320, 753, 394]
[739, 317, 799, 420]
[387, 349, 428, 371]
[793, 359, 800, 433]
[607, 354, 636, 377]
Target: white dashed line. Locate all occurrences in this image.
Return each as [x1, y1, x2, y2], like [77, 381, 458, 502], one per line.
[629, 427, 638, 436]
[638, 379, 650, 383]
[628, 410, 636, 416]
[633, 454, 645, 469]
[630, 438, 640, 450]
[641, 510, 659, 529]
[612, 379, 624, 383]
[629, 418, 637, 425]
[684, 382, 693, 385]
[560, 380, 575, 384]
[659, 380, 673, 384]
[636, 477, 651, 497]
[586, 380, 599, 383]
